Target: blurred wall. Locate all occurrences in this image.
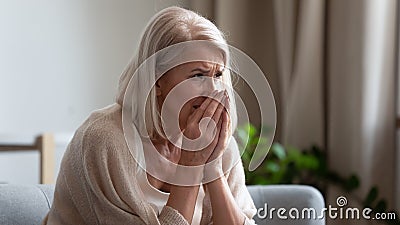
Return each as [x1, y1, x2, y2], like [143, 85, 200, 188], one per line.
[0, 0, 188, 184]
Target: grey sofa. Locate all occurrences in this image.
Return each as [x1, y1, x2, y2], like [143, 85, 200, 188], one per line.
[0, 184, 325, 225]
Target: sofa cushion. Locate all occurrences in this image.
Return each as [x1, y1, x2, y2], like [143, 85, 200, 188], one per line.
[0, 184, 54, 225]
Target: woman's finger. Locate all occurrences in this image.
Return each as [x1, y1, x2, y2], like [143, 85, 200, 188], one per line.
[202, 91, 224, 121]
[223, 90, 230, 113]
[208, 95, 226, 130]
[215, 110, 230, 153]
[210, 116, 223, 149]
[188, 90, 217, 123]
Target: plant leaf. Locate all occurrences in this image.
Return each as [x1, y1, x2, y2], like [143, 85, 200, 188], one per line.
[272, 143, 286, 160]
[374, 200, 387, 213]
[344, 175, 360, 192]
[265, 161, 280, 173]
[363, 187, 378, 207]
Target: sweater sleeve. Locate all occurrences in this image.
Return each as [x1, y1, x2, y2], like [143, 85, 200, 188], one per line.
[225, 138, 258, 225]
[200, 137, 258, 225]
[81, 124, 189, 225]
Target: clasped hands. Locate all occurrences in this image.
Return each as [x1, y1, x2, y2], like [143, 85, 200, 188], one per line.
[163, 90, 231, 184]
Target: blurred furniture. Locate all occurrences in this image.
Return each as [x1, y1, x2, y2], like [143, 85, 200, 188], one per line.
[248, 185, 326, 225]
[0, 133, 55, 184]
[0, 184, 325, 225]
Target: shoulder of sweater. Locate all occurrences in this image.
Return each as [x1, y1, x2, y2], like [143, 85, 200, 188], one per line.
[78, 103, 125, 148]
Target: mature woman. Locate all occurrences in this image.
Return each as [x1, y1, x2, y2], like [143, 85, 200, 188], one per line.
[43, 6, 256, 225]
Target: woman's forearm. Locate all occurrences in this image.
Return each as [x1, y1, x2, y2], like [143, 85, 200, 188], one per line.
[206, 177, 246, 225]
[166, 184, 200, 224]
[165, 167, 203, 224]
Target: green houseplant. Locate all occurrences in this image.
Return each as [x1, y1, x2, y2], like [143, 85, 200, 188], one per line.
[237, 123, 400, 225]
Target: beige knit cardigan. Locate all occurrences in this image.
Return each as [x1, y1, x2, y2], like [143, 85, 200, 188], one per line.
[42, 103, 256, 225]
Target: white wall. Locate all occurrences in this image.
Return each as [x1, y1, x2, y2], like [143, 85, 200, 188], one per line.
[0, 0, 188, 184]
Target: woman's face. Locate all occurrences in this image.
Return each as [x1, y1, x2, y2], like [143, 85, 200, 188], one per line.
[156, 61, 225, 132]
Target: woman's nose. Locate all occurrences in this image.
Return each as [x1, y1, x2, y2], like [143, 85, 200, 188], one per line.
[204, 77, 222, 93]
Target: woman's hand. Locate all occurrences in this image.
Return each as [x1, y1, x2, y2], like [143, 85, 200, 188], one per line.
[178, 90, 227, 166]
[206, 92, 231, 163]
[202, 91, 230, 182]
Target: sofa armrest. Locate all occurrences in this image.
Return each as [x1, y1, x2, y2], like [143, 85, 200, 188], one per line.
[247, 185, 326, 225]
[0, 184, 55, 225]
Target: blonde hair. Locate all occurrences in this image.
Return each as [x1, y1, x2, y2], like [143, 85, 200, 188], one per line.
[117, 6, 237, 141]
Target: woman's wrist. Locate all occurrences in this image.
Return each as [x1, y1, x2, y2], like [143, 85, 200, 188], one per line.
[202, 157, 224, 183]
[173, 164, 204, 186]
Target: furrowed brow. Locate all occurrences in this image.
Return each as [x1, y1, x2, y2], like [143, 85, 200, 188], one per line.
[191, 68, 211, 73]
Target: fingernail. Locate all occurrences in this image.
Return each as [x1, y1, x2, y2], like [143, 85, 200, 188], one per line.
[218, 91, 225, 99]
[224, 95, 230, 108]
[223, 92, 229, 101]
[220, 94, 226, 103]
[209, 90, 217, 98]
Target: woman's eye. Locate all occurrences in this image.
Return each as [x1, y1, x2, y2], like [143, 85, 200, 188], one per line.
[190, 72, 222, 79]
[192, 73, 205, 79]
[214, 72, 223, 78]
